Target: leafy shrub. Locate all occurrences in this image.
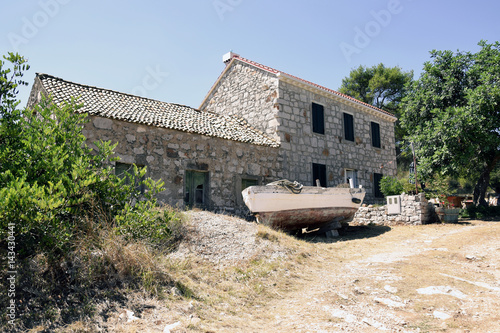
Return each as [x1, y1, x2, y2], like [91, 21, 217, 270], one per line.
[0, 52, 187, 331]
[462, 205, 500, 219]
[115, 201, 186, 249]
[0, 54, 181, 260]
[379, 176, 404, 196]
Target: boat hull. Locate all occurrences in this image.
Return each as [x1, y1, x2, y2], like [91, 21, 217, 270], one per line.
[242, 185, 365, 231]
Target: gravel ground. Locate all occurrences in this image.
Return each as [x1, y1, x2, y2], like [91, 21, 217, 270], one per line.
[169, 210, 287, 266]
[103, 213, 500, 332]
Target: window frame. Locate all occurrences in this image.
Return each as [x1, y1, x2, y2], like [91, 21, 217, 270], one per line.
[344, 168, 358, 188]
[311, 102, 325, 135]
[236, 175, 261, 206]
[371, 121, 381, 148]
[312, 163, 327, 187]
[343, 112, 354, 142]
[374, 172, 384, 198]
[184, 169, 210, 208]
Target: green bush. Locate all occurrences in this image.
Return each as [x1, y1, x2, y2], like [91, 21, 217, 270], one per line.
[462, 205, 500, 219]
[0, 52, 187, 331]
[379, 176, 404, 196]
[0, 54, 177, 260]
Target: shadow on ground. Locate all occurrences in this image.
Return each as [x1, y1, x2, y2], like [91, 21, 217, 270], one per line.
[298, 225, 392, 243]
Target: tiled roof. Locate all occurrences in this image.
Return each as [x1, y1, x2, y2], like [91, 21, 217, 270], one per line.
[228, 54, 397, 120]
[35, 73, 279, 148]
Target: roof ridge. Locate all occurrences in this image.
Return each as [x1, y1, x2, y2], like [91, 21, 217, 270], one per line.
[229, 55, 396, 118]
[36, 72, 197, 111]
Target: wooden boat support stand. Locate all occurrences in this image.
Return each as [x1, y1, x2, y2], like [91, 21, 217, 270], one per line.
[242, 180, 366, 237]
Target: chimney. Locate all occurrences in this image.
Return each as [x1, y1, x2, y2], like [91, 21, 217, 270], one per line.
[222, 51, 239, 64]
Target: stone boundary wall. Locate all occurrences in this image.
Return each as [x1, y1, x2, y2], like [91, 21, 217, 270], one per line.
[351, 193, 436, 226]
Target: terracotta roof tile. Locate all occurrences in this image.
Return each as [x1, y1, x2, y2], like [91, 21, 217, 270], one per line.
[36, 73, 279, 148]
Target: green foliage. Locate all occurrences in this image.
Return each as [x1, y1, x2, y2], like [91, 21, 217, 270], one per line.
[490, 163, 500, 193]
[339, 63, 413, 142]
[401, 41, 500, 206]
[379, 176, 404, 196]
[3, 97, 99, 257]
[424, 175, 452, 207]
[0, 94, 181, 258]
[462, 205, 500, 220]
[379, 175, 422, 197]
[0, 54, 181, 260]
[0, 52, 30, 118]
[0, 52, 186, 331]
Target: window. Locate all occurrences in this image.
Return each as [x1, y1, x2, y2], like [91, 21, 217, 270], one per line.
[237, 176, 260, 206]
[184, 170, 209, 207]
[343, 113, 354, 141]
[242, 178, 259, 190]
[312, 102, 325, 134]
[115, 162, 145, 193]
[374, 173, 384, 198]
[312, 163, 327, 187]
[344, 169, 358, 188]
[371, 122, 381, 148]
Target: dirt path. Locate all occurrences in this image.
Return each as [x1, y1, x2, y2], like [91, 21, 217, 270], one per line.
[215, 221, 500, 332]
[105, 216, 500, 333]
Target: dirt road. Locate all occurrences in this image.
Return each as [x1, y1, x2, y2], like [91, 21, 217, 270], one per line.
[212, 220, 500, 332]
[106, 215, 499, 333]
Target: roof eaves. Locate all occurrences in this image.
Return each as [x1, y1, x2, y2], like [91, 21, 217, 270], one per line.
[36, 72, 280, 148]
[199, 57, 238, 110]
[276, 72, 398, 122]
[229, 56, 397, 122]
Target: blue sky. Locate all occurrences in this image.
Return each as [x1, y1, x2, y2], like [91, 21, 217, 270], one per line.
[2, 0, 499, 109]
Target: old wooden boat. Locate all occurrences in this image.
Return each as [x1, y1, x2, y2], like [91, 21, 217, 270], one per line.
[242, 180, 365, 232]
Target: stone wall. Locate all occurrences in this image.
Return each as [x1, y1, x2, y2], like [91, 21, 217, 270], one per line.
[201, 61, 280, 141]
[83, 115, 282, 214]
[277, 80, 397, 203]
[352, 193, 435, 226]
[201, 60, 397, 204]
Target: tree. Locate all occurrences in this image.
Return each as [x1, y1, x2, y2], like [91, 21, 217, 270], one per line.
[0, 54, 168, 260]
[0, 53, 30, 173]
[401, 41, 500, 206]
[0, 52, 29, 118]
[339, 63, 413, 142]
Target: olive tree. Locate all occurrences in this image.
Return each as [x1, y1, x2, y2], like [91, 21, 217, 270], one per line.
[339, 63, 413, 143]
[401, 41, 500, 206]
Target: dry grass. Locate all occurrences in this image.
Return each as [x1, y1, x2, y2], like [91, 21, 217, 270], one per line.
[9, 213, 500, 332]
[199, 220, 498, 332]
[146, 219, 499, 332]
[389, 223, 500, 332]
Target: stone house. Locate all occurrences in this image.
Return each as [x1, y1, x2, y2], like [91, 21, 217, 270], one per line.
[27, 73, 281, 214]
[27, 52, 397, 212]
[201, 53, 398, 203]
